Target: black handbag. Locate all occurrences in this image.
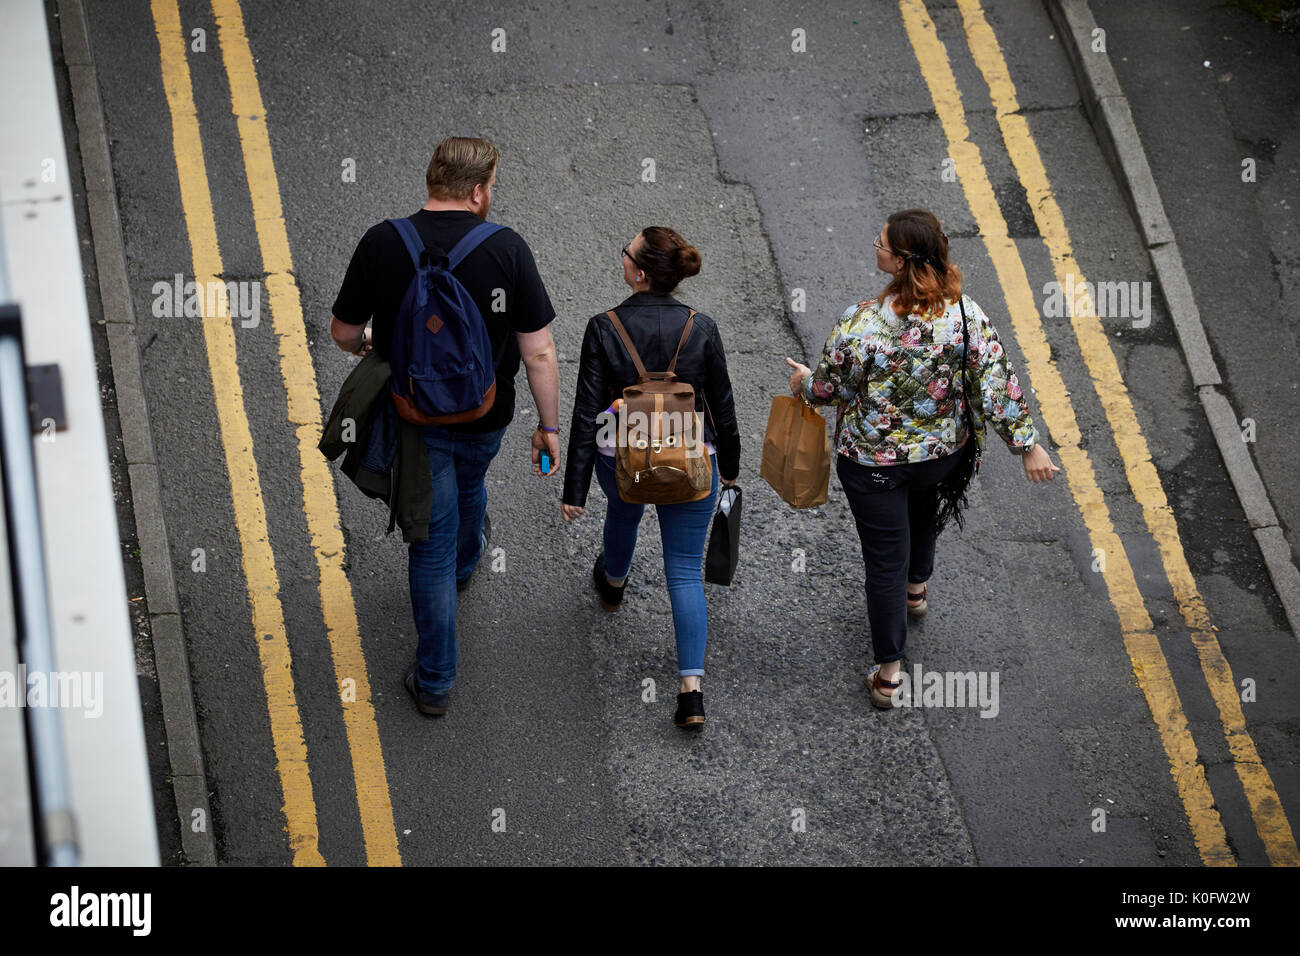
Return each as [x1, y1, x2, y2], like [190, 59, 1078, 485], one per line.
[933, 297, 983, 534]
[704, 485, 742, 585]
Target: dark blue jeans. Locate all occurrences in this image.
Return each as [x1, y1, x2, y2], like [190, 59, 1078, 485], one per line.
[408, 424, 506, 694]
[594, 452, 719, 677]
[835, 447, 966, 664]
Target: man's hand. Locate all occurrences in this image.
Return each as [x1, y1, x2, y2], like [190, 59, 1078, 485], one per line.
[1022, 445, 1060, 483]
[518, 327, 561, 472]
[561, 504, 584, 522]
[330, 315, 370, 355]
[352, 326, 372, 356]
[532, 428, 560, 476]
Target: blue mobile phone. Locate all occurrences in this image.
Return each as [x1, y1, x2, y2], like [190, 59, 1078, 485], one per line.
[540, 452, 551, 473]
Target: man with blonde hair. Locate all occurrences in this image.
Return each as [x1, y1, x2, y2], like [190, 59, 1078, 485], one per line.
[330, 136, 559, 717]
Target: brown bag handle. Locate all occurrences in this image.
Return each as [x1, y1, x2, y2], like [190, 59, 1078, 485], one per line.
[668, 310, 696, 374]
[605, 310, 647, 380]
[606, 308, 697, 382]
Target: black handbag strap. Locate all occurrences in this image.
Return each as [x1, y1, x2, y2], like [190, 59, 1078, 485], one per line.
[957, 295, 979, 461]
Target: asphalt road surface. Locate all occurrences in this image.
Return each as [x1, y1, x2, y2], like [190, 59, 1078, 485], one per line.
[65, 0, 1300, 866]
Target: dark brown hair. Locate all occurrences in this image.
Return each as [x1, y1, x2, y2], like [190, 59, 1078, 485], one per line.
[426, 137, 499, 200]
[636, 226, 701, 294]
[877, 209, 963, 319]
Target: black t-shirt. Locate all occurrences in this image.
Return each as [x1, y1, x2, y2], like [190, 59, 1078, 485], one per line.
[331, 209, 556, 432]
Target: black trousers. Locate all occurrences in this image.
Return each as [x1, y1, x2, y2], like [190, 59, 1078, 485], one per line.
[836, 448, 967, 664]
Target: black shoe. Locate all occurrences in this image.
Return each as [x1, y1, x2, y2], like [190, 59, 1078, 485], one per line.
[593, 552, 626, 611]
[674, 690, 705, 730]
[457, 513, 492, 592]
[404, 664, 449, 716]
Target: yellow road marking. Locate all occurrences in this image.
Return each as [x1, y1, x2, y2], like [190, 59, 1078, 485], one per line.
[956, 0, 1298, 867]
[210, 0, 402, 866]
[150, 0, 323, 866]
[898, 0, 1235, 865]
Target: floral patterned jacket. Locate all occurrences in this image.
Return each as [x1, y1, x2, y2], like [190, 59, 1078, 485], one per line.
[800, 294, 1039, 466]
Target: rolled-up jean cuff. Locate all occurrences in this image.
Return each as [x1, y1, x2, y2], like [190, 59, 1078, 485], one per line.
[679, 668, 705, 678]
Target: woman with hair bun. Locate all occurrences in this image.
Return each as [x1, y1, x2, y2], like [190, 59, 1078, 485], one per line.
[784, 209, 1059, 709]
[562, 226, 742, 731]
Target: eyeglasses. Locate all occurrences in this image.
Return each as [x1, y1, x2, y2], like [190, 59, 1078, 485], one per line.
[621, 245, 642, 268]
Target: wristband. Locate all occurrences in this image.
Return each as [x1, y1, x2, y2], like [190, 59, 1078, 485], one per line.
[537, 424, 560, 434]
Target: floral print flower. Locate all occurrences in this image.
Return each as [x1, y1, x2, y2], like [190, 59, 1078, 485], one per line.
[801, 294, 1039, 466]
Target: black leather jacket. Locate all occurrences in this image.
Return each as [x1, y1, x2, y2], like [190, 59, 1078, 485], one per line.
[563, 291, 741, 507]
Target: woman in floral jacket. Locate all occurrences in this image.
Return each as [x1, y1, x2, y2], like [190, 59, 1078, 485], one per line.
[785, 208, 1059, 709]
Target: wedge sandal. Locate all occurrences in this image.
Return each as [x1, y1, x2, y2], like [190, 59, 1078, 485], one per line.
[906, 583, 928, 619]
[867, 665, 903, 710]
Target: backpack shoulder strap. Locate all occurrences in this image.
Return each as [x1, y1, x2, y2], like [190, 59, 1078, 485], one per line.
[666, 309, 697, 374]
[447, 221, 505, 270]
[605, 310, 648, 381]
[387, 218, 426, 268]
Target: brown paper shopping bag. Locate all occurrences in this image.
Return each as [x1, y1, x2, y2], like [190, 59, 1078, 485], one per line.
[760, 395, 830, 508]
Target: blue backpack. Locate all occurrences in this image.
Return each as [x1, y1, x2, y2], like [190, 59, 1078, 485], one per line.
[387, 217, 504, 424]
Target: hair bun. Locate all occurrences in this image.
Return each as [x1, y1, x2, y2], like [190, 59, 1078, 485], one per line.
[675, 244, 702, 278]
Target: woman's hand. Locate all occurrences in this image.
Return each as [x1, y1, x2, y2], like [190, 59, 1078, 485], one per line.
[785, 357, 811, 397]
[561, 504, 584, 522]
[1022, 445, 1060, 483]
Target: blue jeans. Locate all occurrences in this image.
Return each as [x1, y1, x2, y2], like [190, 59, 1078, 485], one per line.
[408, 424, 506, 694]
[594, 453, 719, 677]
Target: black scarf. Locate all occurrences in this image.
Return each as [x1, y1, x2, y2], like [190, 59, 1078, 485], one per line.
[933, 296, 983, 535]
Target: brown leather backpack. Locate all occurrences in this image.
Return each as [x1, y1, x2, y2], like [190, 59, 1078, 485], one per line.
[605, 308, 714, 504]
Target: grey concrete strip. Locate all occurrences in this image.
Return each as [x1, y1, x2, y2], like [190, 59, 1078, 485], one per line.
[105, 320, 155, 466]
[1047, 0, 1300, 639]
[1199, 388, 1279, 530]
[1047, 0, 1122, 110]
[67, 66, 112, 193]
[1148, 243, 1222, 389]
[58, 0, 217, 864]
[1254, 527, 1300, 638]
[127, 462, 181, 616]
[83, 195, 136, 324]
[1094, 96, 1175, 249]
[1047, 0, 1173, 247]
[148, 613, 216, 864]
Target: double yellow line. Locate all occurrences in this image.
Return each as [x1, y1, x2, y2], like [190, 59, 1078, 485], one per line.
[899, 0, 1297, 866]
[151, 0, 400, 865]
[146, 0, 1295, 867]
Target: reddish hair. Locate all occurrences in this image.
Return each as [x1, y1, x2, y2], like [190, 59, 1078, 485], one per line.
[877, 209, 963, 319]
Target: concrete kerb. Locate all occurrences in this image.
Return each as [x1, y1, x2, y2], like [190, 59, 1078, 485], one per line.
[57, 0, 217, 865]
[1046, 0, 1300, 640]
